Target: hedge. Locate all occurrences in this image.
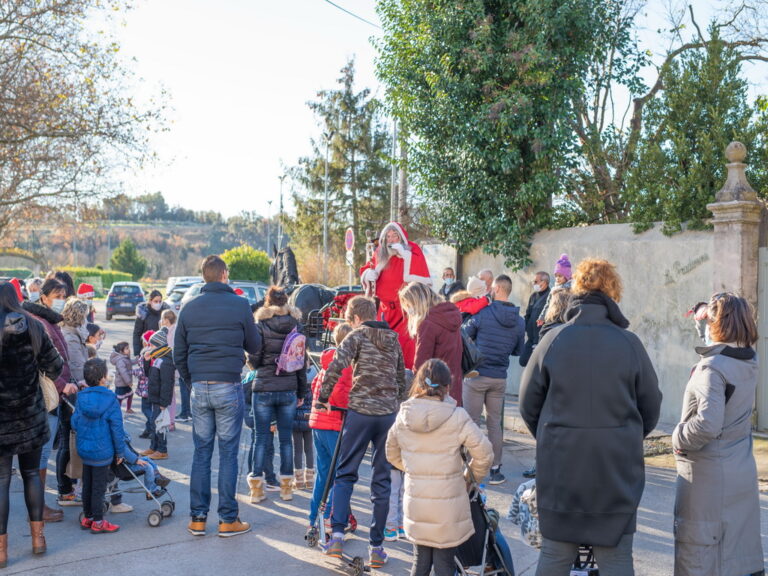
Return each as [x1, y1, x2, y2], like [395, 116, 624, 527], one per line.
[59, 267, 133, 296]
[0, 268, 33, 279]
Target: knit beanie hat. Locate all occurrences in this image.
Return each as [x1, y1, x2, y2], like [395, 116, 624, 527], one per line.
[149, 328, 168, 349]
[554, 254, 572, 280]
[77, 283, 95, 299]
[466, 276, 487, 298]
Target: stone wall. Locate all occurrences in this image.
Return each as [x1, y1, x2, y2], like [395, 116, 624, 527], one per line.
[457, 223, 714, 427]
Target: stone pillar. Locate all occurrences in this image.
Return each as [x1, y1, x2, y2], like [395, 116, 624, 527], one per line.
[707, 141, 762, 309]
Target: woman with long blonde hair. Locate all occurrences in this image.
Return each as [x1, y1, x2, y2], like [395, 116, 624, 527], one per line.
[398, 282, 463, 405]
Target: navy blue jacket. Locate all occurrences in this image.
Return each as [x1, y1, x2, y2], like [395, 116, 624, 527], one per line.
[71, 386, 126, 466]
[174, 282, 262, 384]
[464, 300, 525, 379]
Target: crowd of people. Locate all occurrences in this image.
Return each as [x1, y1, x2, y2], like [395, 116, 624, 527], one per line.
[0, 221, 765, 575]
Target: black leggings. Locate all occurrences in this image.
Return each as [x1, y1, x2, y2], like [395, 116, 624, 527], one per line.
[0, 449, 44, 535]
[410, 544, 457, 576]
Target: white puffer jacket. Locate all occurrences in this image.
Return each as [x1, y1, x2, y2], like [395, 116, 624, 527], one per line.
[386, 396, 493, 548]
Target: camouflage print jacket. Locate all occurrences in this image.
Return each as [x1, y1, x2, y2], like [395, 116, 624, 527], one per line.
[319, 321, 406, 416]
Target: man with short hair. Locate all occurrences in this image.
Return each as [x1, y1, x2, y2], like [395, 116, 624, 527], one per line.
[520, 272, 550, 367]
[463, 274, 524, 485]
[477, 269, 494, 295]
[439, 267, 464, 301]
[175, 255, 262, 538]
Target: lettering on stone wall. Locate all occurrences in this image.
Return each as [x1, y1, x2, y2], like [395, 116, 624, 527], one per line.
[664, 254, 710, 286]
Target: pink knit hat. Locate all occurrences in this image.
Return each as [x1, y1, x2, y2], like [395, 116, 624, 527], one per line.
[554, 254, 572, 280]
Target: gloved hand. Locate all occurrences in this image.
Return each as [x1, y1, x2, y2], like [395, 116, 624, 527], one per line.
[361, 268, 379, 283]
[389, 243, 406, 257]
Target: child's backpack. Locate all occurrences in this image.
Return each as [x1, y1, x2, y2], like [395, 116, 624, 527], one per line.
[133, 358, 149, 399]
[276, 327, 306, 375]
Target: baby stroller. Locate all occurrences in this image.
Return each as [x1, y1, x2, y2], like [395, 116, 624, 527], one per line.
[455, 453, 515, 576]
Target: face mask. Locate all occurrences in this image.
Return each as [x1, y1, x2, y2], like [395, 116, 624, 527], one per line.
[533, 283, 542, 293]
[443, 278, 454, 286]
[51, 299, 65, 313]
[151, 302, 162, 311]
[95, 340, 103, 350]
[29, 291, 41, 302]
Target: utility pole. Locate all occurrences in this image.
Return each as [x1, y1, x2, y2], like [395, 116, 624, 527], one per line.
[266, 200, 273, 254]
[278, 174, 286, 251]
[323, 130, 334, 286]
[390, 118, 398, 222]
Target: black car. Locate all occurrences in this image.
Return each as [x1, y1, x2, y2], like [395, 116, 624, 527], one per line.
[106, 282, 145, 321]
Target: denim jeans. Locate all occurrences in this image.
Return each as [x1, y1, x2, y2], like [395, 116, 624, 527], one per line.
[309, 429, 339, 525]
[252, 391, 296, 478]
[127, 458, 159, 492]
[141, 397, 153, 435]
[386, 468, 404, 529]
[149, 404, 168, 453]
[56, 409, 74, 496]
[39, 412, 58, 470]
[190, 382, 244, 522]
[178, 377, 191, 418]
[244, 409, 277, 484]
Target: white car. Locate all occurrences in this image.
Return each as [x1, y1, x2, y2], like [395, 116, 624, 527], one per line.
[165, 276, 203, 295]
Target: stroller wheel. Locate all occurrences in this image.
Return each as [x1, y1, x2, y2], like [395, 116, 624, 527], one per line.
[147, 509, 163, 527]
[305, 526, 318, 548]
[161, 501, 174, 518]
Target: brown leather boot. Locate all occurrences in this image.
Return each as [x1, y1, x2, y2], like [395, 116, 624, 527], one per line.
[0, 533, 7, 568]
[29, 521, 45, 555]
[40, 470, 63, 523]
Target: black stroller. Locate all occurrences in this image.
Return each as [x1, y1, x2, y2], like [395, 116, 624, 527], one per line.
[107, 455, 176, 527]
[454, 452, 515, 576]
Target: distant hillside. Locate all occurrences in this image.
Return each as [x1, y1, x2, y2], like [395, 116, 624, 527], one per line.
[5, 221, 276, 278]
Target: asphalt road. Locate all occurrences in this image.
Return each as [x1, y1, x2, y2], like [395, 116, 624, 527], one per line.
[2, 300, 766, 574]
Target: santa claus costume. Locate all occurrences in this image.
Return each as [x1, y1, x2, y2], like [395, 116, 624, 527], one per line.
[360, 222, 431, 368]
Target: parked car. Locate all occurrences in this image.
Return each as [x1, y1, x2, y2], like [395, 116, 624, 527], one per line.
[164, 285, 192, 313]
[165, 276, 203, 295]
[179, 281, 268, 311]
[230, 281, 268, 306]
[105, 282, 145, 321]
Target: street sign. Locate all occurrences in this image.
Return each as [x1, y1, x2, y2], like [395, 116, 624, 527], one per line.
[345, 227, 355, 251]
[345, 250, 354, 266]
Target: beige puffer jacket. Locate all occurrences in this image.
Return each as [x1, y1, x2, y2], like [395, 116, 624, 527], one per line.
[386, 396, 493, 548]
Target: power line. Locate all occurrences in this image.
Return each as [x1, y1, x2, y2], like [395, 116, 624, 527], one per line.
[321, 0, 381, 29]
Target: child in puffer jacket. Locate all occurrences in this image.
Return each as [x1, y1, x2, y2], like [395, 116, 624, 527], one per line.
[306, 323, 354, 537]
[292, 373, 314, 490]
[386, 359, 493, 576]
[110, 341, 134, 413]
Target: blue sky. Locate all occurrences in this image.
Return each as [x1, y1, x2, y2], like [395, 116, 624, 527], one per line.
[105, 1, 766, 218]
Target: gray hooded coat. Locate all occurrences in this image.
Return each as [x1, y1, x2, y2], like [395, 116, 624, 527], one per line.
[672, 344, 764, 576]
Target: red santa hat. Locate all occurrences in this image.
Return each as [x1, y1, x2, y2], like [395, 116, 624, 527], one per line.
[77, 283, 95, 299]
[9, 278, 23, 303]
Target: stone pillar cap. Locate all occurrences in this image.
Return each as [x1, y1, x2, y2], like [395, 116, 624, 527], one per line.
[715, 141, 757, 203]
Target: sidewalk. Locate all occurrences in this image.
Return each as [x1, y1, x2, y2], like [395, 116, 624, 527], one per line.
[1, 394, 766, 575]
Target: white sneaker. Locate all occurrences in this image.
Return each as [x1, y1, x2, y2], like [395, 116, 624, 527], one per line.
[110, 503, 134, 513]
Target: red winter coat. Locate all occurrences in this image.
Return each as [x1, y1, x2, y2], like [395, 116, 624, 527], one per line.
[451, 291, 489, 317]
[309, 348, 353, 431]
[413, 302, 464, 406]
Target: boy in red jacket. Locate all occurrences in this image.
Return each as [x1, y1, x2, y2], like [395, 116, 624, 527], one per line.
[307, 323, 353, 536]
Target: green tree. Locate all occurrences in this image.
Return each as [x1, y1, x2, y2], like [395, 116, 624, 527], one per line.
[221, 244, 270, 282]
[286, 59, 392, 271]
[110, 238, 148, 280]
[625, 29, 768, 233]
[376, 0, 602, 267]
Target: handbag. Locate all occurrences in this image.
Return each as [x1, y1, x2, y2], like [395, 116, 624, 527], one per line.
[460, 329, 483, 376]
[39, 372, 59, 412]
[66, 430, 83, 479]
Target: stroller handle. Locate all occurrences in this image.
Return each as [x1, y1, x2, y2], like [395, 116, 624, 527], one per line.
[314, 403, 346, 412]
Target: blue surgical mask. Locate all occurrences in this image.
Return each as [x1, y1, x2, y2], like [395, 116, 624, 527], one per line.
[51, 299, 66, 313]
[29, 291, 41, 303]
[444, 278, 455, 287]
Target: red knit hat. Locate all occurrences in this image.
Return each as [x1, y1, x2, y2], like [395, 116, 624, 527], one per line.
[9, 278, 23, 303]
[77, 283, 95, 299]
[142, 330, 156, 344]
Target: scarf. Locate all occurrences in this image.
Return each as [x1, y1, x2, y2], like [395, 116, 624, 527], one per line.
[565, 291, 630, 329]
